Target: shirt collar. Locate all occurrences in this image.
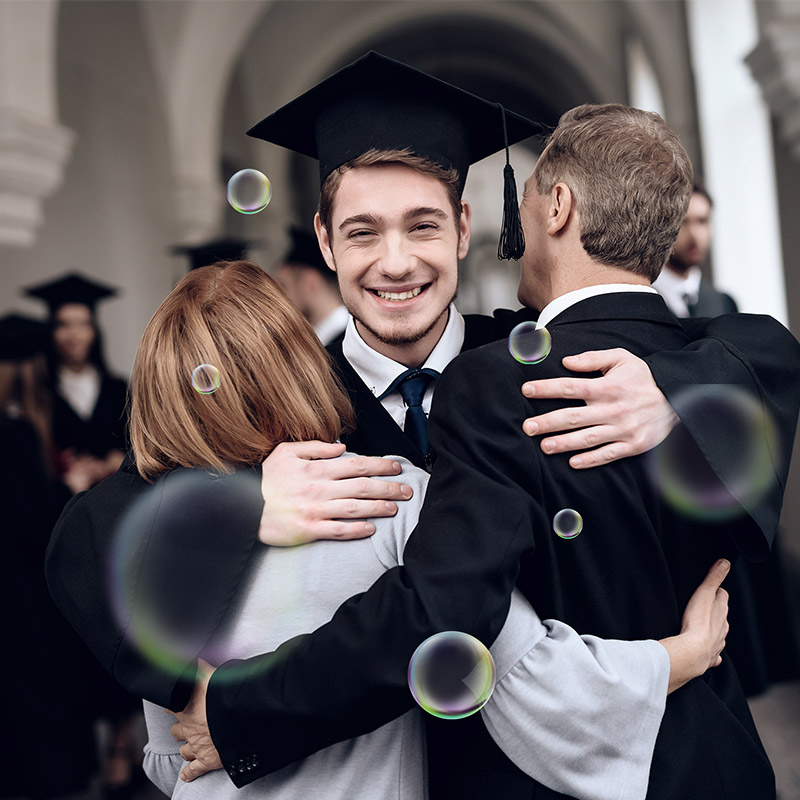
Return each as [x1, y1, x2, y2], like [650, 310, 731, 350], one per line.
[342, 304, 465, 397]
[536, 283, 658, 330]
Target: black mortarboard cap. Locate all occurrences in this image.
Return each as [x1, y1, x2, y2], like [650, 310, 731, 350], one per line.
[24, 272, 118, 315]
[247, 51, 542, 259]
[171, 237, 252, 271]
[0, 313, 49, 360]
[282, 227, 329, 274]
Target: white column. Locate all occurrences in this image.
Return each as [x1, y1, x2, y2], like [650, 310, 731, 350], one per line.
[0, 0, 74, 246]
[687, 0, 787, 324]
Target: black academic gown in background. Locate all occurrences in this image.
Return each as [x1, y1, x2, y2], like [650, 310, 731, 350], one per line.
[690, 280, 738, 317]
[52, 373, 128, 460]
[45, 307, 800, 798]
[1, 416, 97, 799]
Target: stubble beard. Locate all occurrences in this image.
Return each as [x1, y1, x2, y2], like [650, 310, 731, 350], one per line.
[351, 288, 458, 347]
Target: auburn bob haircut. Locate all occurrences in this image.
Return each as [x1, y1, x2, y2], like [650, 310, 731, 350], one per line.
[130, 260, 353, 481]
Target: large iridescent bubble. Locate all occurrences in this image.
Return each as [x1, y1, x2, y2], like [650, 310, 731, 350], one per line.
[647, 385, 778, 520]
[108, 469, 264, 683]
[408, 631, 496, 719]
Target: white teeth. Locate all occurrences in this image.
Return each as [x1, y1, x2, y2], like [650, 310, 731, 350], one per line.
[376, 286, 423, 301]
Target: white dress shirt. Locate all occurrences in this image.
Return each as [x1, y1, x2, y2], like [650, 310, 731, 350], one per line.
[58, 365, 101, 420]
[342, 304, 465, 429]
[652, 266, 701, 318]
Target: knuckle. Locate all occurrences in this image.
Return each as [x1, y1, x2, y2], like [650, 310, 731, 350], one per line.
[343, 499, 359, 516]
[584, 429, 599, 446]
[354, 477, 372, 496]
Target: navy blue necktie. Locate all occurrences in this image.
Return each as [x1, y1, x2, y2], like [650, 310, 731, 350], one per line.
[380, 368, 440, 459]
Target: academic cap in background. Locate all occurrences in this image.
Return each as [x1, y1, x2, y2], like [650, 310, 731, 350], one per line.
[24, 272, 118, 315]
[0, 314, 49, 360]
[246, 51, 543, 260]
[171, 237, 253, 271]
[281, 227, 329, 275]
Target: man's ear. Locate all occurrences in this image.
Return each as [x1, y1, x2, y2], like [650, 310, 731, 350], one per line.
[314, 212, 337, 272]
[457, 201, 472, 260]
[547, 183, 573, 236]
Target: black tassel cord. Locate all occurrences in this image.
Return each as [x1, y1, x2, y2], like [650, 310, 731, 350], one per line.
[496, 104, 526, 261]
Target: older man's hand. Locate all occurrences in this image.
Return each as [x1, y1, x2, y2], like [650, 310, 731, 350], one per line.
[521, 348, 679, 468]
[168, 660, 222, 782]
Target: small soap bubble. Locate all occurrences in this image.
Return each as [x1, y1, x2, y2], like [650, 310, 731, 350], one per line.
[227, 169, 271, 214]
[192, 364, 220, 394]
[508, 321, 551, 364]
[408, 631, 496, 719]
[553, 508, 583, 539]
[648, 385, 778, 521]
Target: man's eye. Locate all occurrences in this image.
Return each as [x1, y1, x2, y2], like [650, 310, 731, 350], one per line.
[414, 222, 438, 232]
[349, 230, 374, 239]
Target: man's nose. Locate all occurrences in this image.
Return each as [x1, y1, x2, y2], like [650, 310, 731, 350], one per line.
[377, 233, 416, 279]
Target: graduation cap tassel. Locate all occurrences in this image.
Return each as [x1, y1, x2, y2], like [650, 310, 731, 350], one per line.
[496, 104, 526, 261]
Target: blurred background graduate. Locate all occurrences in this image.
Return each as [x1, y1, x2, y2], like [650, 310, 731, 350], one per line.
[0, 312, 98, 799]
[24, 273, 128, 495]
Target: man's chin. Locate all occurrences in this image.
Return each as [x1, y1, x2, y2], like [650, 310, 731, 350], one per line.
[354, 311, 445, 347]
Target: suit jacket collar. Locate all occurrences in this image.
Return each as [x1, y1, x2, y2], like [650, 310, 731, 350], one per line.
[544, 291, 683, 331]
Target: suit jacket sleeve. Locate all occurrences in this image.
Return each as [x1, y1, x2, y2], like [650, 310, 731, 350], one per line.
[206, 349, 541, 786]
[644, 313, 800, 559]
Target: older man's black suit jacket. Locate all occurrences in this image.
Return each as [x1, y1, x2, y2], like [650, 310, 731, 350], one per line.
[46, 302, 799, 799]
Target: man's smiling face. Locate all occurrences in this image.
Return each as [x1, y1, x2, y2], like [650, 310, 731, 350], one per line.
[316, 164, 470, 360]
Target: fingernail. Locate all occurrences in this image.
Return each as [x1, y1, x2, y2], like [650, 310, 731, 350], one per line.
[571, 455, 583, 467]
[718, 559, 730, 572]
[523, 384, 535, 397]
[384, 502, 396, 512]
[525, 421, 538, 435]
[401, 485, 412, 497]
[393, 461, 402, 472]
[543, 439, 555, 452]
[364, 522, 376, 533]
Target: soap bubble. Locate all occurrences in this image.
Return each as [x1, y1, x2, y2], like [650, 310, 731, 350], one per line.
[408, 631, 496, 719]
[648, 385, 778, 520]
[553, 508, 583, 539]
[192, 364, 220, 394]
[108, 469, 264, 682]
[509, 321, 551, 364]
[227, 169, 271, 214]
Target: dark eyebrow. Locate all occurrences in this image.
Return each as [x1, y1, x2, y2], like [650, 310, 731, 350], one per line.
[405, 207, 448, 221]
[338, 213, 382, 231]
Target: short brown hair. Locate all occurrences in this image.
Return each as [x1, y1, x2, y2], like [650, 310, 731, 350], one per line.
[130, 261, 353, 481]
[535, 104, 693, 281]
[317, 148, 462, 236]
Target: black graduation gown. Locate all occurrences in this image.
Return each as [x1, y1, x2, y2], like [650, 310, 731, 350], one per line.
[1, 416, 97, 799]
[45, 307, 800, 797]
[52, 372, 128, 459]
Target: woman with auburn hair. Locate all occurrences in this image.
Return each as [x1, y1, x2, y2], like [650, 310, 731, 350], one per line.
[129, 260, 352, 482]
[65, 260, 728, 800]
